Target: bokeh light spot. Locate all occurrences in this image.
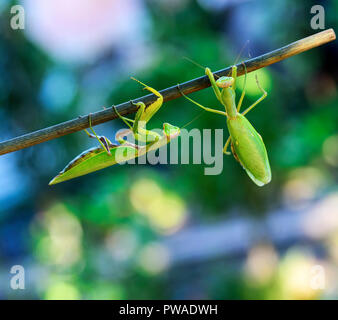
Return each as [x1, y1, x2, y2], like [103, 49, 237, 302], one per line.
[303, 193, 338, 239]
[105, 228, 138, 262]
[39, 68, 77, 112]
[36, 203, 83, 267]
[283, 167, 326, 209]
[129, 178, 187, 234]
[277, 249, 322, 300]
[138, 242, 170, 275]
[45, 282, 80, 300]
[244, 243, 278, 285]
[322, 135, 338, 167]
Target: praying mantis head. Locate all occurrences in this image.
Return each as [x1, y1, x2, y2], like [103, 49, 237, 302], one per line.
[163, 123, 180, 139]
[216, 76, 235, 88]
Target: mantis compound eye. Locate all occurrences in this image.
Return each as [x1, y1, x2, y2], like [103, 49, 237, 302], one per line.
[216, 76, 234, 88]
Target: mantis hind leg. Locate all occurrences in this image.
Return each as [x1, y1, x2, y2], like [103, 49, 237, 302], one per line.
[223, 136, 231, 155]
[84, 113, 112, 155]
[241, 74, 267, 116]
[113, 106, 135, 131]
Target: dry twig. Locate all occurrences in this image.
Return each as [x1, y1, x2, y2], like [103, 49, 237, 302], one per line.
[0, 29, 335, 156]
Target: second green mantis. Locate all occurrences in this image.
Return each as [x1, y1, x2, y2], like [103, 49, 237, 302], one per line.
[49, 78, 180, 185]
[179, 63, 271, 186]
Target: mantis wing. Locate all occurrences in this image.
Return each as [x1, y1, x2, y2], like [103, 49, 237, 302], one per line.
[49, 123, 180, 185]
[49, 145, 138, 185]
[227, 114, 271, 186]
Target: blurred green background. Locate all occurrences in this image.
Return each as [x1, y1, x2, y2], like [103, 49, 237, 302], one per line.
[0, 0, 337, 299]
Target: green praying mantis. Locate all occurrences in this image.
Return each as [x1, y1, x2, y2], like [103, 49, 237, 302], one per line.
[178, 63, 271, 186]
[49, 78, 180, 185]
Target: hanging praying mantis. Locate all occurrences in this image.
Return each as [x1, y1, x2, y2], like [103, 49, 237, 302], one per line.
[49, 78, 180, 185]
[178, 62, 271, 186]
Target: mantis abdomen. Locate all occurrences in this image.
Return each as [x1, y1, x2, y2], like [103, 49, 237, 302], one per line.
[227, 114, 271, 186]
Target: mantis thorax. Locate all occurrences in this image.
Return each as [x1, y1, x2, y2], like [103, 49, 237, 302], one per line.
[221, 86, 237, 118]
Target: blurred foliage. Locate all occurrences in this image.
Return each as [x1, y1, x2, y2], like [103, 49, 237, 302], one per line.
[0, 0, 337, 299]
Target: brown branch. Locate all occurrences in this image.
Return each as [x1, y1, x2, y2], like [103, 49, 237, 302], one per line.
[0, 28, 336, 156]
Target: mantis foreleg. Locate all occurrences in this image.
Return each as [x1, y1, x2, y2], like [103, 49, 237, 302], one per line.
[131, 77, 163, 123]
[114, 81, 163, 145]
[205, 67, 223, 104]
